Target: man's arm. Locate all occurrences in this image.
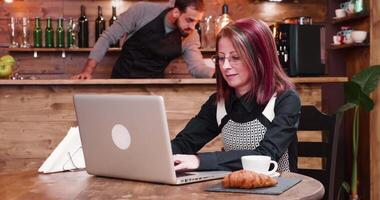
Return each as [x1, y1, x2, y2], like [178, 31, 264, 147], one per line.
[182, 32, 215, 78]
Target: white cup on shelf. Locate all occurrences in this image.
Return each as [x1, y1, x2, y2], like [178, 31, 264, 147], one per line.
[335, 8, 346, 18]
[333, 35, 342, 45]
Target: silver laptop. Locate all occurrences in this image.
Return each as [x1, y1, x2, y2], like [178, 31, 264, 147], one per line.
[73, 94, 229, 185]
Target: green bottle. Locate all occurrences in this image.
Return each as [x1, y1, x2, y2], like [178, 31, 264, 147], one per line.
[33, 17, 42, 48]
[45, 17, 54, 48]
[56, 17, 65, 48]
[66, 18, 74, 48]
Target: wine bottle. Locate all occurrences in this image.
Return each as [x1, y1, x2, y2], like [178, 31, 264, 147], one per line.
[56, 17, 65, 48]
[95, 5, 105, 42]
[45, 17, 54, 48]
[78, 5, 89, 48]
[33, 17, 42, 48]
[66, 18, 74, 48]
[109, 6, 119, 47]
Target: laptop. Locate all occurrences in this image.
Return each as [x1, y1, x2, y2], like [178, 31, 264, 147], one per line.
[73, 94, 230, 185]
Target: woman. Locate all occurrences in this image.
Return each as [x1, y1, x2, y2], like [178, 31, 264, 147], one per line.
[171, 18, 300, 172]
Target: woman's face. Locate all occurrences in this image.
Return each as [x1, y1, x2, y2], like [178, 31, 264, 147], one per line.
[217, 37, 252, 97]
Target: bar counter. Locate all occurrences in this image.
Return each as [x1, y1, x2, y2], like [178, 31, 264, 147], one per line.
[0, 77, 348, 85]
[0, 77, 347, 174]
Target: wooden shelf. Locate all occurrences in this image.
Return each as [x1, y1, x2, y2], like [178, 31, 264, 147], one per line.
[329, 42, 369, 49]
[331, 11, 369, 24]
[0, 47, 121, 52]
[0, 47, 215, 53]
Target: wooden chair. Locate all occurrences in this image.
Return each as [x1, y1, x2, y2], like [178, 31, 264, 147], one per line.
[297, 105, 339, 200]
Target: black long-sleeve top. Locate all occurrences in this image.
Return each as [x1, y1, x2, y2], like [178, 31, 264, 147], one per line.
[171, 89, 301, 171]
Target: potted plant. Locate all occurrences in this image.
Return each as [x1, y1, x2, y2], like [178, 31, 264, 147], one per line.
[338, 65, 380, 200]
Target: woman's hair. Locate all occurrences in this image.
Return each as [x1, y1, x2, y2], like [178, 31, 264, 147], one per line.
[174, 0, 205, 12]
[215, 18, 294, 104]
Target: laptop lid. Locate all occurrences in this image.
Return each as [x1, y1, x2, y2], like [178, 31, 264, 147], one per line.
[73, 94, 178, 184]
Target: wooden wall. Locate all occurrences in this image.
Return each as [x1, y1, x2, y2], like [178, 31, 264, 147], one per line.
[370, 0, 380, 199]
[0, 0, 326, 79]
[0, 83, 320, 173]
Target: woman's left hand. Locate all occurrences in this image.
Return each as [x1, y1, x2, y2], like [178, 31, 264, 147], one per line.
[173, 154, 200, 172]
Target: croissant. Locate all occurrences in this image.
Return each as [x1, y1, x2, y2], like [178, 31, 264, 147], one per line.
[222, 170, 278, 189]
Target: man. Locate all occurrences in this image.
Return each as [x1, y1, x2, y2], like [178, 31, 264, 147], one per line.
[72, 0, 214, 79]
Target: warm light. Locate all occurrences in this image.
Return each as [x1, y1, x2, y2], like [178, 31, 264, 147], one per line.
[5, 0, 14, 3]
[111, 0, 121, 7]
[269, 0, 282, 2]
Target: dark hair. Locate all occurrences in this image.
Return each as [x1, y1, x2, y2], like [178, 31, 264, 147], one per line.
[215, 18, 294, 104]
[174, 0, 205, 12]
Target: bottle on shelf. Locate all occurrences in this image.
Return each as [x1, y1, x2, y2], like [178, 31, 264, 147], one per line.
[9, 17, 19, 48]
[66, 18, 75, 48]
[45, 17, 54, 48]
[33, 17, 42, 48]
[20, 17, 31, 48]
[95, 5, 106, 42]
[56, 17, 65, 48]
[109, 6, 119, 47]
[78, 5, 89, 48]
[215, 1, 233, 36]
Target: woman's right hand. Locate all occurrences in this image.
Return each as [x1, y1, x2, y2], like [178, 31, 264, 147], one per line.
[173, 154, 200, 172]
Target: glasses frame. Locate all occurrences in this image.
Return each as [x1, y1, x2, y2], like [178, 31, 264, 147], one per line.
[211, 54, 243, 67]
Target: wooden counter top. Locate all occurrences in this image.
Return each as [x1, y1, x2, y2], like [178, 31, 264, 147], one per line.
[0, 77, 347, 85]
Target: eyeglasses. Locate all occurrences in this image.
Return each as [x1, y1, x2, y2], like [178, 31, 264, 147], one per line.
[211, 54, 243, 66]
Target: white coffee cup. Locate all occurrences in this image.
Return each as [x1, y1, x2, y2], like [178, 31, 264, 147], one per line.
[343, 33, 353, 44]
[333, 35, 342, 45]
[241, 155, 278, 175]
[335, 8, 346, 18]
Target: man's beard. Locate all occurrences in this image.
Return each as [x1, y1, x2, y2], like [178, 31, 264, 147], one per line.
[176, 19, 192, 37]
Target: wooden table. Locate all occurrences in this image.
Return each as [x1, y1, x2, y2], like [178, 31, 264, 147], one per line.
[0, 170, 324, 200]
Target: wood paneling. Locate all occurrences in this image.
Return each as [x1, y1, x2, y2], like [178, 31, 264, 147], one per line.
[370, 0, 380, 199]
[0, 83, 321, 173]
[0, 0, 326, 79]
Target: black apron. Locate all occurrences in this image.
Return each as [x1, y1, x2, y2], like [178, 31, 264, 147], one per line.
[111, 8, 182, 78]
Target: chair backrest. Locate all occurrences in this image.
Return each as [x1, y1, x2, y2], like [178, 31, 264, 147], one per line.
[297, 105, 339, 200]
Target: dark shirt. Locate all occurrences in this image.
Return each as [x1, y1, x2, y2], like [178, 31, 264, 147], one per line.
[171, 89, 301, 171]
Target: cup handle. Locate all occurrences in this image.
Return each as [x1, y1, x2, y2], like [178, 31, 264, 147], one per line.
[268, 161, 278, 174]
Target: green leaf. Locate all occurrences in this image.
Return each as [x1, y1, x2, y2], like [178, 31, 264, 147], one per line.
[360, 92, 374, 112]
[344, 82, 362, 105]
[342, 181, 350, 193]
[351, 65, 380, 94]
[343, 82, 374, 112]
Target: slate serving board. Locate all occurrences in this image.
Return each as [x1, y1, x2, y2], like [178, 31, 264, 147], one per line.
[205, 177, 302, 195]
